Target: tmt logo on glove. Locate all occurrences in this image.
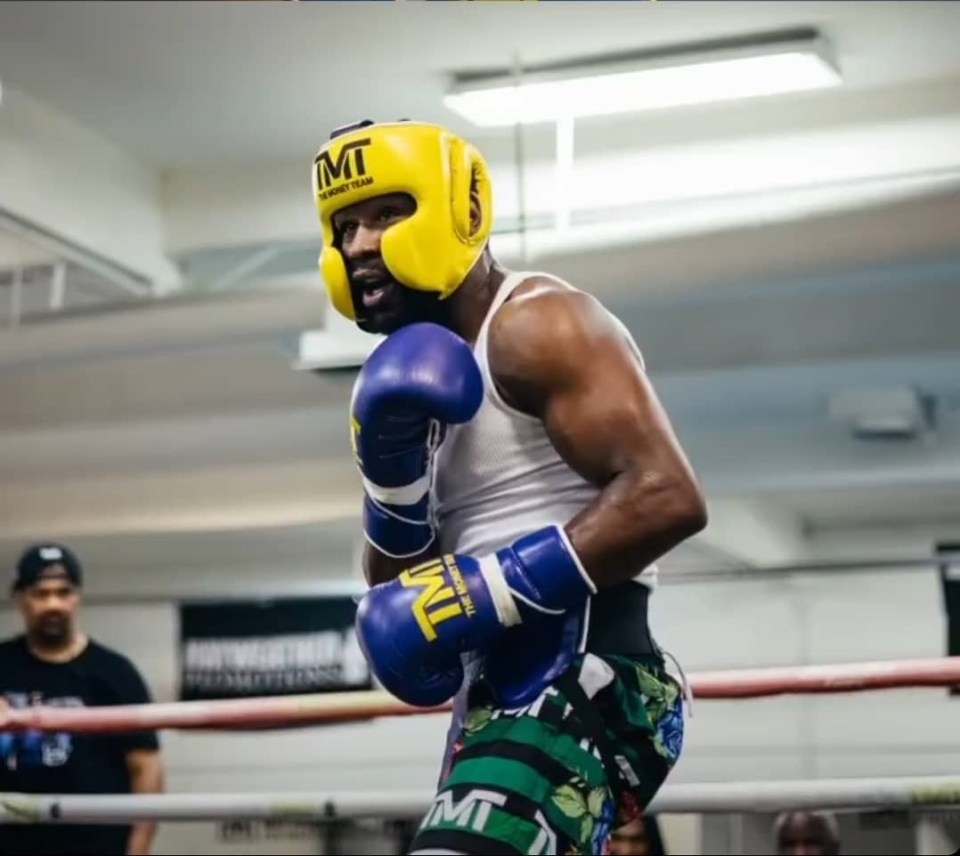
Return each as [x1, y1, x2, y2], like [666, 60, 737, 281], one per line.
[399, 556, 477, 641]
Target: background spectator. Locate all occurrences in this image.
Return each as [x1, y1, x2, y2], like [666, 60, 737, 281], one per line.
[774, 810, 842, 856]
[0, 543, 165, 856]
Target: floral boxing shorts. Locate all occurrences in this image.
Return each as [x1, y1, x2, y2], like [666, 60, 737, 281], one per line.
[407, 652, 685, 855]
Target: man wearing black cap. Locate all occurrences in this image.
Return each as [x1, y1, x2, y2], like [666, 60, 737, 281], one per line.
[0, 543, 164, 856]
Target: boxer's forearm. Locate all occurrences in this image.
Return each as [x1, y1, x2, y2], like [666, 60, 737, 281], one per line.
[363, 541, 439, 587]
[566, 468, 706, 588]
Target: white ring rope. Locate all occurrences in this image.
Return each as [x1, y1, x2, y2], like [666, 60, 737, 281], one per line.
[2, 776, 960, 824]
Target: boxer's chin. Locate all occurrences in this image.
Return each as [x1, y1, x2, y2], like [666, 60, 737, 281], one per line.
[351, 280, 403, 335]
[356, 306, 406, 336]
[355, 286, 447, 334]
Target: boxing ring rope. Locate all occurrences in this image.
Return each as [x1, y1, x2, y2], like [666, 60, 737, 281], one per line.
[2, 656, 958, 734]
[3, 657, 959, 826]
[0, 688, 442, 735]
[3, 776, 960, 824]
[684, 655, 960, 699]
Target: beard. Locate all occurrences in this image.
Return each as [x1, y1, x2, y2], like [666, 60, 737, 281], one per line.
[31, 614, 72, 647]
[350, 276, 450, 335]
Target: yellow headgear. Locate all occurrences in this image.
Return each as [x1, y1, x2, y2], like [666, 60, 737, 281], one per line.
[313, 120, 493, 321]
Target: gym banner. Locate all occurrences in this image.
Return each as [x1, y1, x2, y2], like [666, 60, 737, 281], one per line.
[178, 596, 371, 701]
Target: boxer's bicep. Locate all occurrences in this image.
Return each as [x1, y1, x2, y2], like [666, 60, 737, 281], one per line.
[490, 289, 682, 482]
[542, 345, 683, 490]
[490, 289, 706, 585]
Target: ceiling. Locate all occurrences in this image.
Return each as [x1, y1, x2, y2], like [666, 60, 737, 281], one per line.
[0, 2, 958, 166]
[0, 1, 959, 583]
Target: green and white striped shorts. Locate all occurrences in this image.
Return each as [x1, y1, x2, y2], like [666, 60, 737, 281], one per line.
[407, 653, 684, 855]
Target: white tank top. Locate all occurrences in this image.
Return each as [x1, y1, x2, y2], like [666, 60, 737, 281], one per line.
[432, 271, 658, 591]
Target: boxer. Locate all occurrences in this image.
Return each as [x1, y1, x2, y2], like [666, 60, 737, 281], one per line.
[312, 119, 707, 855]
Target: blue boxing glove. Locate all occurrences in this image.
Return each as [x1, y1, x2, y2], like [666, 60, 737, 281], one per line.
[355, 524, 596, 707]
[350, 322, 483, 559]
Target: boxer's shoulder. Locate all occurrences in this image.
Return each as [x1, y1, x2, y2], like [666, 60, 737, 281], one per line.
[499, 271, 582, 312]
[483, 275, 626, 417]
[488, 274, 622, 393]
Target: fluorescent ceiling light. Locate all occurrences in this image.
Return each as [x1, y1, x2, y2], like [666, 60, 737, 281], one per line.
[445, 36, 841, 127]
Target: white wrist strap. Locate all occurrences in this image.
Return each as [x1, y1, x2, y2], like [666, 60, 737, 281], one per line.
[360, 419, 443, 507]
[477, 555, 522, 628]
[367, 495, 432, 527]
[362, 473, 430, 506]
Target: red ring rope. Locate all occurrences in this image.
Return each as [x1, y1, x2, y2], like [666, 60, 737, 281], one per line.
[1, 656, 957, 734]
[688, 656, 960, 698]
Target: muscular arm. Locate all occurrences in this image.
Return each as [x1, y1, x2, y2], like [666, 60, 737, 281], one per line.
[488, 282, 707, 588]
[125, 749, 164, 855]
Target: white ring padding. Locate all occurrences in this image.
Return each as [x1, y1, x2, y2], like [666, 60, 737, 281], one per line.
[2, 776, 960, 824]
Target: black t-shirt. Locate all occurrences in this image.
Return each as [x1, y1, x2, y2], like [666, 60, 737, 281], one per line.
[0, 636, 160, 856]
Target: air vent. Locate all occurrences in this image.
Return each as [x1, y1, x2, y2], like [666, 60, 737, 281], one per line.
[828, 385, 935, 441]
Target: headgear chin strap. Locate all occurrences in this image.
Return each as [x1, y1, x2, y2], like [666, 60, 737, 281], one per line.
[312, 120, 494, 322]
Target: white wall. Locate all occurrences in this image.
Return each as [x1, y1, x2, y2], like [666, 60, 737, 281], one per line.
[807, 520, 960, 560]
[162, 160, 318, 254]
[0, 86, 178, 289]
[1, 551, 954, 855]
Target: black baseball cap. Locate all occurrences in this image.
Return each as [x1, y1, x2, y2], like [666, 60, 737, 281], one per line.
[13, 543, 83, 591]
